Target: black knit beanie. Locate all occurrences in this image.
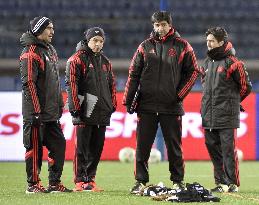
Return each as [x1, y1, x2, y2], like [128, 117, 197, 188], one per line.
[30, 16, 52, 36]
[84, 27, 105, 42]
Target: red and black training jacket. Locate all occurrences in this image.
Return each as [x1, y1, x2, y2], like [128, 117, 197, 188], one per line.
[123, 29, 199, 115]
[65, 41, 117, 126]
[20, 32, 64, 122]
[201, 42, 252, 129]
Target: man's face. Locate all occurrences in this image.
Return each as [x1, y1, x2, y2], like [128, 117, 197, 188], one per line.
[153, 20, 171, 38]
[37, 23, 54, 43]
[206, 34, 224, 50]
[88, 36, 104, 53]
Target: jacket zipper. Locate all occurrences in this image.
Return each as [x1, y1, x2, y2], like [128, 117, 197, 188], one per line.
[156, 41, 163, 114]
[94, 55, 102, 126]
[210, 60, 215, 129]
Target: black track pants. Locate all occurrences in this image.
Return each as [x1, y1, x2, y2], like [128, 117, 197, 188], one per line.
[23, 121, 66, 186]
[134, 113, 184, 183]
[205, 128, 240, 186]
[73, 125, 106, 183]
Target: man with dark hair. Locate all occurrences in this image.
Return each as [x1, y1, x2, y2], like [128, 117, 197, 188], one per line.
[123, 11, 199, 194]
[20, 16, 71, 193]
[201, 27, 252, 193]
[66, 27, 117, 192]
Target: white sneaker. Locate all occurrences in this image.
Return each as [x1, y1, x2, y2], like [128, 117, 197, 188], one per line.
[211, 184, 229, 193]
[228, 184, 238, 192]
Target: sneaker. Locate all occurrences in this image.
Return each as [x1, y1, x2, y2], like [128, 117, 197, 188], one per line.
[47, 183, 72, 193]
[211, 184, 229, 193]
[172, 181, 185, 191]
[73, 182, 84, 192]
[130, 181, 146, 194]
[228, 184, 238, 193]
[83, 181, 104, 192]
[26, 183, 49, 194]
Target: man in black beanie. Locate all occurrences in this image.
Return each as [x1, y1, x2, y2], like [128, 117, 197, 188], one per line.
[66, 27, 117, 192]
[84, 27, 105, 43]
[20, 16, 71, 193]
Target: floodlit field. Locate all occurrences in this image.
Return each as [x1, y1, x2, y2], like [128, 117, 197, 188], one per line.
[0, 161, 258, 205]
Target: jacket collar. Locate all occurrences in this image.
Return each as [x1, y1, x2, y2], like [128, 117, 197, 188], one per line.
[207, 41, 236, 60]
[151, 28, 179, 42]
[76, 40, 102, 56]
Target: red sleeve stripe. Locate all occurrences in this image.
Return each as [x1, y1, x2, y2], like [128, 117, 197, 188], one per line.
[68, 51, 86, 74]
[178, 51, 199, 98]
[69, 60, 80, 110]
[112, 74, 117, 109]
[176, 39, 193, 65]
[227, 56, 247, 97]
[108, 63, 117, 109]
[178, 70, 198, 98]
[28, 46, 40, 113]
[237, 65, 247, 97]
[20, 51, 45, 71]
[26, 45, 41, 113]
[68, 52, 86, 110]
[224, 42, 233, 52]
[122, 47, 143, 105]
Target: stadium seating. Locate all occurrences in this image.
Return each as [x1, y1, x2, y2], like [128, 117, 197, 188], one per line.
[0, 0, 258, 59]
[0, 0, 258, 91]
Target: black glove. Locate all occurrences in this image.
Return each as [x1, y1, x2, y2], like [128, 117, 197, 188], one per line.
[70, 110, 83, 125]
[112, 106, 116, 113]
[240, 105, 245, 112]
[72, 116, 84, 125]
[30, 113, 42, 127]
[71, 110, 80, 117]
[126, 105, 134, 114]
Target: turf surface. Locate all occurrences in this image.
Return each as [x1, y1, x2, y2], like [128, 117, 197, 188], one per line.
[0, 161, 258, 205]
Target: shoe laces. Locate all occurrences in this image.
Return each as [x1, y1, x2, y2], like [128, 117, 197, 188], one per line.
[84, 181, 103, 192]
[73, 182, 84, 191]
[37, 181, 46, 191]
[28, 184, 45, 193]
[88, 181, 96, 188]
[55, 183, 67, 191]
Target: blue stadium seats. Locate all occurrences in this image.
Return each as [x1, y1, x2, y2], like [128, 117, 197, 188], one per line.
[0, 0, 258, 59]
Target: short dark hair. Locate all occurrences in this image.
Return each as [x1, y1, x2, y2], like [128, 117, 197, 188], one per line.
[151, 11, 172, 25]
[205, 27, 228, 42]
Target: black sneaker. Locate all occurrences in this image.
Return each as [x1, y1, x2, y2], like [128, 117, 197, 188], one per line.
[228, 184, 238, 192]
[26, 183, 49, 194]
[47, 183, 72, 193]
[130, 181, 146, 194]
[210, 184, 228, 193]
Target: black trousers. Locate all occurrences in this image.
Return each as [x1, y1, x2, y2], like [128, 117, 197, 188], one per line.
[23, 121, 66, 186]
[205, 128, 240, 186]
[73, 125, 106, 183]
[135, 113, 184, 183]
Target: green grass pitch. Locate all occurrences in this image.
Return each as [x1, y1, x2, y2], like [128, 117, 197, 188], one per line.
[0, 161, 259, 205]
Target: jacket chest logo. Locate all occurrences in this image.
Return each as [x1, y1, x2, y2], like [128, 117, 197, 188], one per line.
[149, 49, 155, 54]
[46, 54, 58, 63]
[102, 64, 108, 72]
[89, 63, 94, 69]
[217, 66, 225, 73]
[168, 48, 176, 57]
